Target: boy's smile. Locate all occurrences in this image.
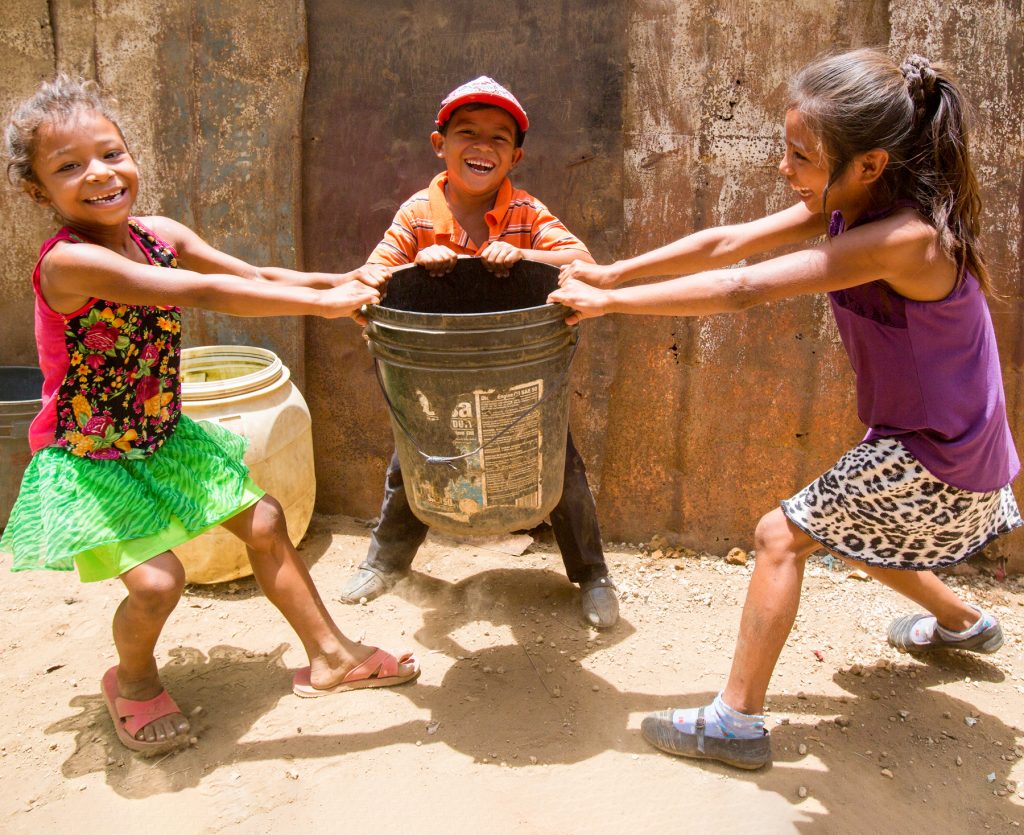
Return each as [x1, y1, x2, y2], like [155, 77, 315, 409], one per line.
[465, 157, 496, 174]
[432, 106, 523, 201]
[29, 109, 138, 231]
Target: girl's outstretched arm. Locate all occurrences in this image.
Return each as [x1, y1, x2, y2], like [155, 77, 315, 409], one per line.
[143, 216, 390, 289]
[39, 238, 378, 319]
[549, 209, 949, 324]
[560, 203, 824, 289]
[510, 247, 595, 267]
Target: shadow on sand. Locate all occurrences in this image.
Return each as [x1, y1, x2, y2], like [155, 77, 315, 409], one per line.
[46, 562, 1022, 829]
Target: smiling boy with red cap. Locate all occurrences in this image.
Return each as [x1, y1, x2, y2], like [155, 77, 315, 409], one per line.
[340, 76, 620, 628]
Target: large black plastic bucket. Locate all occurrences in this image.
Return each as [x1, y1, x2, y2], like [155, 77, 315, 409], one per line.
[365, 258, 578, 536]
[1, 366, 43, 528]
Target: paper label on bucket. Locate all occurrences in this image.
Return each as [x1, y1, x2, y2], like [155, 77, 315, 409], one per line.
[413, 379, 544, 521]
[475, 380, 543, 510]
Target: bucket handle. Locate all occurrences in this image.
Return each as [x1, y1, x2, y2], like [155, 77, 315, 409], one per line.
[373, 339, 579, 470]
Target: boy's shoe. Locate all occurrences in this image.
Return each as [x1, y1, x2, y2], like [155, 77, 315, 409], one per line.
[887, 611, 1003, 655]
[338, 563, 403, 604]
[579, 576, 619, 629]
[641, 708, 771, 770]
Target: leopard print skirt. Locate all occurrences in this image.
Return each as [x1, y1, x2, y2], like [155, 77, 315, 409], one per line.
[781, 438, 1022, 570]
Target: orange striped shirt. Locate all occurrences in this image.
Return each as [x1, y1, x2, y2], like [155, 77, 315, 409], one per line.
[367, 172, 590, 266]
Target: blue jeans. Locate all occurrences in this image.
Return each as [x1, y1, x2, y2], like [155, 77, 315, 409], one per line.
[364, 431, 608, 584]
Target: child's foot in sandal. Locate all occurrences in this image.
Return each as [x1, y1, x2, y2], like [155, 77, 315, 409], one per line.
[888, 605, 1003, 655]
[292, 647, 420, 697]
[102, 666, 190, 754]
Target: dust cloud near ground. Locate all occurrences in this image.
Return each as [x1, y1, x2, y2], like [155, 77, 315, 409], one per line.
[1, 514, 1022, 833]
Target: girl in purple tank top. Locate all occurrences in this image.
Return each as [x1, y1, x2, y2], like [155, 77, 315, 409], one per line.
[551, 49, 1020, 770]
[0, 76, 418, 756]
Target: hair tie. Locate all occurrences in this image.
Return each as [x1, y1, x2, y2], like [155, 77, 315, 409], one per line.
[901, 55, 937, 126]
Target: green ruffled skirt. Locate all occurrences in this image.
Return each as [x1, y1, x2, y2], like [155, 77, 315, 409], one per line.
[0, 415, 264, 582]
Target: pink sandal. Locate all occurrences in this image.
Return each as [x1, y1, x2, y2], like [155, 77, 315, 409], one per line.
[101, 666, 189, 754]
[292, 648, 420, 698]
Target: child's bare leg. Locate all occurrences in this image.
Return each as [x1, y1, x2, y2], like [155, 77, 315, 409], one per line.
[645, 508, 1001, 764]
[834, 559, 977, 631]
[722, 508, 822, 714]
[114, 552, 190, 743]
[723, 513, 984, 716]
[641, 508, 816, 760]
[221, 496, 415, 688]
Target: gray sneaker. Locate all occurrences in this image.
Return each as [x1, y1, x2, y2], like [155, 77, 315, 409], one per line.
[641, 708, 771, 770]
[887, 610, 1003, 655]
[338, 563, 402, 604]
[579, 576, 619, 629]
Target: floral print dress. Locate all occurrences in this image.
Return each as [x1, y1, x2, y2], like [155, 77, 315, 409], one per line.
[1, 219, 263, 581]
[52, 220, 182, 459]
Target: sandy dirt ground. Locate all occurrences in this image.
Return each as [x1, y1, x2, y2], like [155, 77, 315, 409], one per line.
[1, 513, 1023, 834]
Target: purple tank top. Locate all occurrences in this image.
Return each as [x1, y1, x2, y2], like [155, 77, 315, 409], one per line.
[829, 211, 1019, 493]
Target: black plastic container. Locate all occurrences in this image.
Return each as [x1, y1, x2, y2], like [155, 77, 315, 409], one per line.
[364, 258, 577, 536]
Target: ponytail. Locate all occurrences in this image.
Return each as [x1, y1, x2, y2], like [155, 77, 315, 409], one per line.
[900, 56, 990, 294]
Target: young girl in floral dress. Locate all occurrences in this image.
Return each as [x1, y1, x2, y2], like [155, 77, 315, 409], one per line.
[1, 76, 416, 755]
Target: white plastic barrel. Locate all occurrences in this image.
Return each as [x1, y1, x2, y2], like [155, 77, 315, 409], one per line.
[176, 346, 315, 584]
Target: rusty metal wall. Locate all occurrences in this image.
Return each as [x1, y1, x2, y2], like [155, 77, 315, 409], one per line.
[608, 0, 1024, 569]
[600, 2, 888, 553]
[300, 0, 1024, 570]
[0, 1, 56, 366]
[1, 1, 1021, 568]
[0, 0, 308, 386]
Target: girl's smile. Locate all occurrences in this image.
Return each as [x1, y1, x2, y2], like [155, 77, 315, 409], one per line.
[83, 186, 129, 205]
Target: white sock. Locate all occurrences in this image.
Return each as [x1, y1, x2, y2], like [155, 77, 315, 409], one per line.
[910, 605, 990, 645]
[935, 606, 993, 641]
[671, 692, 765, 740]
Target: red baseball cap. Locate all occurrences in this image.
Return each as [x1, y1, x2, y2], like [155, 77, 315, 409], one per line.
[435, 76, 529, 134]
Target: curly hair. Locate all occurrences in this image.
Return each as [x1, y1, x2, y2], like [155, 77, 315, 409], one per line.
[5, 74, 124, 187]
